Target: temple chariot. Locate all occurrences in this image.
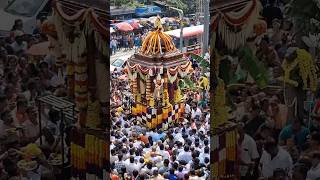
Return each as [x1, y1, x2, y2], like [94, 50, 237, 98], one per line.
[126, 17, 193, 129]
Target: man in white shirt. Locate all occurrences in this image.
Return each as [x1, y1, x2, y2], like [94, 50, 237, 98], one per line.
[133, 138, 143, 149]
[177, 145, 192, 163]
[159, 144, 170, 160]
[199, 147, 210, 164]
[110, 149, 118, 165]
[114, 154, 126, 174]
[259, 138, 293, 178]
[185, 103, 191, 114]
[22, 107, 39, 141]
[174, 132, 185, 145]
[191, 106, 202, 119]
[238, 123, 260, 179]
[136, 158, 145, 170]
[125, 156, 140, 175]
[10, 32, 27, 54]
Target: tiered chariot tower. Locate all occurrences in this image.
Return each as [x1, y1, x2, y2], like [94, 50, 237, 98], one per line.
[126, 17, 192, 129]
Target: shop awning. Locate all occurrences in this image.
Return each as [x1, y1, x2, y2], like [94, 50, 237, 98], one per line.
[135, 5, 162, 17]
[111, 7, 135, 16]
[164, 25, 204, 38]
[127, 20, 141, 29]
[115, 22, 134, 32]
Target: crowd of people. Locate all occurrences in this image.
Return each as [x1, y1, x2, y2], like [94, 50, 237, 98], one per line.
[0, 19, 69, 179]
[228, 84, 320, 179]
[110, 33, 143, 55]
[110, 56, 210, 179]
[222, 0, 320, 179]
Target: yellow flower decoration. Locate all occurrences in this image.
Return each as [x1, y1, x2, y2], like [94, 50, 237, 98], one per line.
[279, 49, 317, 92]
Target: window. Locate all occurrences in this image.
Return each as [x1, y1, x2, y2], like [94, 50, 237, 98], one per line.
[5, 0, 46, 17]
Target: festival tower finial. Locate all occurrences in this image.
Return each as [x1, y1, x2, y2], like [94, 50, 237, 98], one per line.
[154, 15, 163, 30]
[140, 16, 176, 55]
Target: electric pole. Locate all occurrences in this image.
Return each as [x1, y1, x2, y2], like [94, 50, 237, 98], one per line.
[203, 0, 209, 56]
[169, 6, 184, 51]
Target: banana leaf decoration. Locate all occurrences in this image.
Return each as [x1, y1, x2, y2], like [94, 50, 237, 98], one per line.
[238, 46, 269, 88]
[178, 76, 195, 90]
[190, 53, 210, 72]
[218, 57, 247, 85]
[184, 76, 196, 90]
[178, 79, 186, 89]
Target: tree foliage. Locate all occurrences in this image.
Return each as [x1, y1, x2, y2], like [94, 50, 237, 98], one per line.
[285, 0, 320, 35]
[164, 0, 188, 12]
[111, 0, 196, 14]
[111, 0, 144, 8]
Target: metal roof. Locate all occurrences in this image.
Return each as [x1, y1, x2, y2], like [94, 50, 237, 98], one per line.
[111, 7, 135, 16]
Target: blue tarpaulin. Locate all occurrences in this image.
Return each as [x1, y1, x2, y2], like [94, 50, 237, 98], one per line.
[135, 5, 162, 17]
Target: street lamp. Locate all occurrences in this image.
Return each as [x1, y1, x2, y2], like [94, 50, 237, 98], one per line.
[169, 6, 184, 51]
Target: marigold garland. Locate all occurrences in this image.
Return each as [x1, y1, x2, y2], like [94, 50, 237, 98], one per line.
[279, 49, 317, 92]
[212, 78, 229, 128]
[71, 133, 108, 178]
[212, 128, 237, 178]
[140, 29, 176, 55]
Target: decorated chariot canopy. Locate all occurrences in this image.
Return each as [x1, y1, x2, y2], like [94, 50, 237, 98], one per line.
[210, 0, 264, 51]
[53, 0, 109, 57]
[127, 16, 192, 129]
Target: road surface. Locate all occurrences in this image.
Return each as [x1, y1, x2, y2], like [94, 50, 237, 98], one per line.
[110, 49, 135, 63]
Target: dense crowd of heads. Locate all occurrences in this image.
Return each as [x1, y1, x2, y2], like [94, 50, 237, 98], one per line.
[110, 59, 210, 179]
[0, 19, 68, 179]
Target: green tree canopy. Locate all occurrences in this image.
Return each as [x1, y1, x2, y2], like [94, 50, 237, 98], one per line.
[164, 0, 188, 12]
[286, 0, 320, 35]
